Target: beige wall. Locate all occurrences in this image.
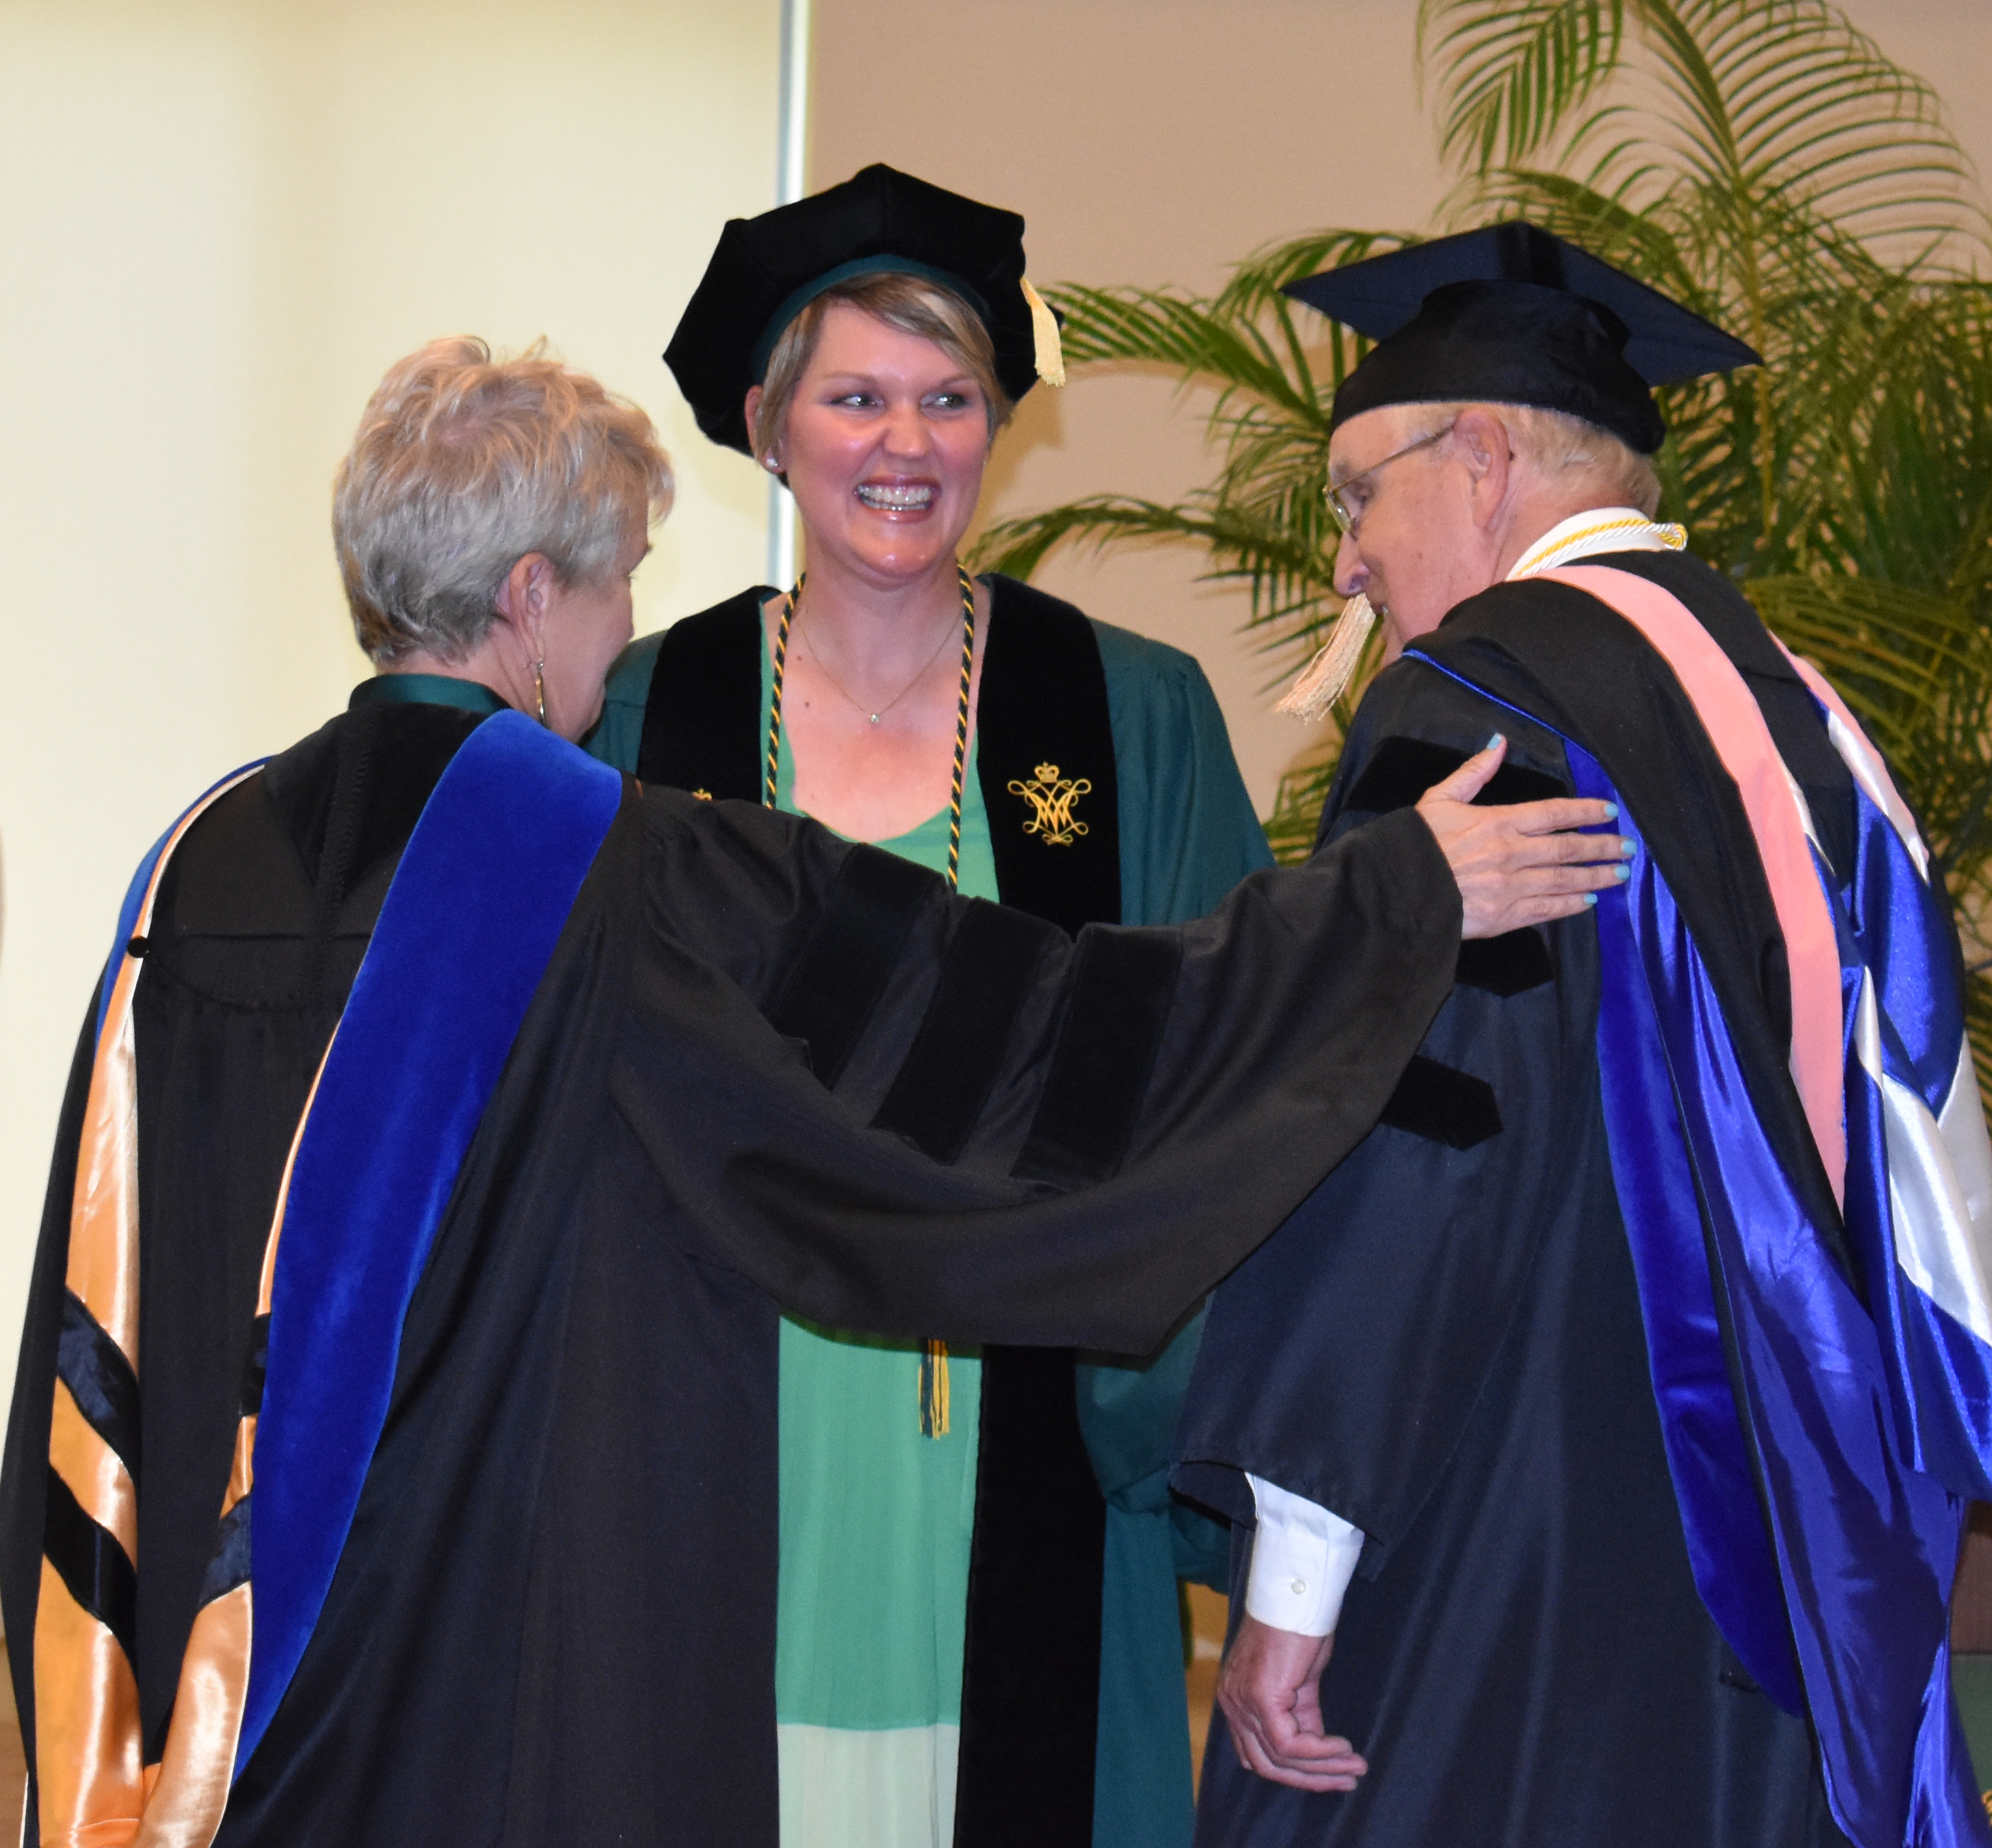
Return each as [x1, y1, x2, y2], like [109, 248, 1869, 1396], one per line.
[811, 0, 1992, 815]
[0, 0, 783, 1354]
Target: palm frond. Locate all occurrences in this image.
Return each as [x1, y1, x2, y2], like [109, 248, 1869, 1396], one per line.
[1417, 0, 1626, 170]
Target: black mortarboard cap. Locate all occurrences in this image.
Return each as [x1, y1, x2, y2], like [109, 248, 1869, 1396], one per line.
[1285, 222, 1759, 454]
[665, 164, 1059, 455]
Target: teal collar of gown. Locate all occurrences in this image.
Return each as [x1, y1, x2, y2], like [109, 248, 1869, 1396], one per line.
[350, 674, 511, 718]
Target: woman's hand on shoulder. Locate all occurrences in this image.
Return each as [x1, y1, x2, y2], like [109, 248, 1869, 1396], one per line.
[1415, 735, 1631, 939]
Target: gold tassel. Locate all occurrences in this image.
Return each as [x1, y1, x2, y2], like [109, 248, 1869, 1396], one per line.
[920, 1339, 951, 1438]
[1276, 594, 1377, 723]
[1021, 279, 1066, 388]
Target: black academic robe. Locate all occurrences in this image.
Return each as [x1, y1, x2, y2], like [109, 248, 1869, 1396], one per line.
[1, 691, 1459, 1847]
[605, 572, 1267, 1845]
[1178, 550, 1854, 1848]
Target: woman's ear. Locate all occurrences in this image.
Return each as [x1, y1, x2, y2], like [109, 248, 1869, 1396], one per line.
[493, 552, 554, 654]
[744, 385, 775, 470]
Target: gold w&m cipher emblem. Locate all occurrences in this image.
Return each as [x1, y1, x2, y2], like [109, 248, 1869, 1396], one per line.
[1009, 762, 1091, 846]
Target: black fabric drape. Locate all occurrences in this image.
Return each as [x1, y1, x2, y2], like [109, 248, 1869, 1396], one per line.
[1, 699, 1459, 1845]
[635, 585, 770, 800]
[631, 572, 1128, 1844]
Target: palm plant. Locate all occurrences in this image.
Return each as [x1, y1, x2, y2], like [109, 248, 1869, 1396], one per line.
[973, 0, 1992, 1085]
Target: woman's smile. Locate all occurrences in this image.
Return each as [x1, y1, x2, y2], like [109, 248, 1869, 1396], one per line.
[855, 479, 939, 515]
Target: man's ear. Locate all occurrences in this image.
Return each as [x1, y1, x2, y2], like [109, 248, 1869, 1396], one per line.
[493, 552, 555, 655]
[1451, 408, 1513, 530]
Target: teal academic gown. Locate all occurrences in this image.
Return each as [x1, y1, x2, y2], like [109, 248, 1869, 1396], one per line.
[588, 575, 1271, 1848]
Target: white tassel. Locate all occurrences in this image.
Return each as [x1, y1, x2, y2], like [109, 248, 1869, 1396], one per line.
[1021, 278, 1066, 388]
[1276, 595, 1377, 722]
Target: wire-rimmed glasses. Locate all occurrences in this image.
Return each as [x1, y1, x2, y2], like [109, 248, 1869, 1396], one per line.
[1325, 422, 1458, 536]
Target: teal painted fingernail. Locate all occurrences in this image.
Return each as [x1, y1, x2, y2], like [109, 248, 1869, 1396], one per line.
[1621, 840, 1636, 858]
[1603, 802, 1619, 819]
[1585, 892, 1598, 907]
[1485, 732, 1505, 751]
[1615, 864, 1631, 881]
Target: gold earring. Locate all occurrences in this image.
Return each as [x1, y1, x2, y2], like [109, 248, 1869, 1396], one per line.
[534, 658, 547, 726]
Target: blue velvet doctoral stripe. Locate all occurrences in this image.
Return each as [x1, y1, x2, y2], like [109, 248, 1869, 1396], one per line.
[97, 761, 269, 1048]
[238, 712, 621, 1774]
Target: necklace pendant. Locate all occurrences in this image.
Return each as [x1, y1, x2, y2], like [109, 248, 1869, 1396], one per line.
[869, 712, 880, 725]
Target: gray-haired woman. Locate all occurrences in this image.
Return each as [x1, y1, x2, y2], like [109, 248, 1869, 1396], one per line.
[340, 334, 671, 737]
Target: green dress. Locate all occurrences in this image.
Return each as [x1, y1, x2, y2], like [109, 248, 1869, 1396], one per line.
[588, 594, 1272, 1848]
[760, 637, 1001, 1846]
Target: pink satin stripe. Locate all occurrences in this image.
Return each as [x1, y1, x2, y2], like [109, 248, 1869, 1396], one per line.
[1537, 564, 1847, 1205]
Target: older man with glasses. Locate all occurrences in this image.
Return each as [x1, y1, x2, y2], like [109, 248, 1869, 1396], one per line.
[1178, 224, 1992, 1848]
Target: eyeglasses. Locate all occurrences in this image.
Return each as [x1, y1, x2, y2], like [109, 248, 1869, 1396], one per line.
[1324, 421, 1458, 536]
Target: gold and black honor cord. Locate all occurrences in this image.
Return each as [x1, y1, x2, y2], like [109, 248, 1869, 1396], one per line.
[765, 564, 977, 894]
[764, 565, 976, 1434]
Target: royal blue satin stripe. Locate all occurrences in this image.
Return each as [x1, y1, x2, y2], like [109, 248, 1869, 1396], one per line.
[1568, 748, 1805, 1710]
[98, 761, 269, 1048]
[1835, 759, 1992, 1505]
[239, 714, 622, 1773]
[1846, 1037, 1992, 1501]
[1846, 781, 1965, 1113]
[1574, 723, 1970, 1845]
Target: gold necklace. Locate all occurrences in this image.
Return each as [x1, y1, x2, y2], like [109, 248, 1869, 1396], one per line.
[802, 606, 959, 726]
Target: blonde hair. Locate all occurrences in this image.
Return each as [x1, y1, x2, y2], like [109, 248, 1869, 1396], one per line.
[335, 336, 674, 663]
[750, 271, 1013, 465]
[1411, 400, 1661, 517]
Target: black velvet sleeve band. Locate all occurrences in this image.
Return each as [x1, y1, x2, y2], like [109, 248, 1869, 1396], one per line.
[1012, 932, 1183, 1187]
[766, 845, 935, 1089]
[1345, 734, 1570, 815]
[1376, 1055, 1504, 1151]
[873, 901, 1059, 1164]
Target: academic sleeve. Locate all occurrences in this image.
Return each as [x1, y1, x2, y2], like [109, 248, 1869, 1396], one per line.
[612, 782, 1462, 1357]
[1175, 655, 1601, 1551]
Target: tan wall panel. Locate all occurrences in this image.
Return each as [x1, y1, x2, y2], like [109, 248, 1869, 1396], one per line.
[0, 0, 782, 1356]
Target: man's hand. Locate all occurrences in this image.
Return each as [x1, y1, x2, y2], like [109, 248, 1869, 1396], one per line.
[1216, 1614, 1368, 1793]
[1416, 734, 1630, 938]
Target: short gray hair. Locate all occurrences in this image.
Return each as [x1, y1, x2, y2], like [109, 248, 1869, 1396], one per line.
[1413, 400, 1661, 517]
[334, 337, 674, 663]
[1503, 404, 1662, 517]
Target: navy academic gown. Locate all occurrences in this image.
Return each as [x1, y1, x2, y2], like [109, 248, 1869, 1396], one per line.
[1179, 550, 1852, 1848]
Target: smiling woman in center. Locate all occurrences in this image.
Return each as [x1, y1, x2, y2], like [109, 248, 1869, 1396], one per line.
[588, 164, 1275, 1848]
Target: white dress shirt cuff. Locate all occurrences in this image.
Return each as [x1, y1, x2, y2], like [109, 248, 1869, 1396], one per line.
[1244, 1474, 1365, 1637]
